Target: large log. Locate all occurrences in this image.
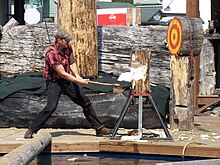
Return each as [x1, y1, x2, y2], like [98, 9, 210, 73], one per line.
[58, 0, 98, 77]
[0, 92, 162, 129]
[0, 132, 51, 165]
[177, 17, 204, 55]
[170, 56, 194, 130]
[167, 17, 204, 56]
[127, 8, 141, 26]
[97, 26, 171, 87]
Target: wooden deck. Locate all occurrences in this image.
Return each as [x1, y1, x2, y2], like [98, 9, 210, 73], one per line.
[0, 116, 219, 159]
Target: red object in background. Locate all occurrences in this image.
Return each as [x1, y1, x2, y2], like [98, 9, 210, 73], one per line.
[98, 13, 127, 26]
[97, 8, 128, 26]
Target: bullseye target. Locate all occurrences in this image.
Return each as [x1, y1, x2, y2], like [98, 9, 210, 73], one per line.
[167, 17, 183, 55]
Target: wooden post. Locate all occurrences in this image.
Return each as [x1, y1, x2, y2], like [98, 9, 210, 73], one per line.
[170, 0, 201, 131]
[170, 56, 194, 130]
[167, 17, 204, 131]
[58, 0, 98, 77]
[186, 0, 200, 112]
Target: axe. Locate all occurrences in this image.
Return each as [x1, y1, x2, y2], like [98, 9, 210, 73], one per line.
[87, 80, 120, 87]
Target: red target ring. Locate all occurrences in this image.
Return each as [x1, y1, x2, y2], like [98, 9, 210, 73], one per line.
[166, 18, 182, 55]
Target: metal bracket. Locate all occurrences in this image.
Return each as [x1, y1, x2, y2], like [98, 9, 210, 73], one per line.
[110, 93, 173, 141]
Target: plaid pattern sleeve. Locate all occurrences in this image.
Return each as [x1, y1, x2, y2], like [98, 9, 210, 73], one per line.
[47, 51, 61, 66]
[43, 45, 72, 80]
[44, 47, 62, 80]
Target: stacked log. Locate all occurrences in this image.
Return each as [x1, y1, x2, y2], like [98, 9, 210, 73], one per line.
[0, 24, 171, 87]
[0, 23, 215, 92]
[97, 26, 170, 87]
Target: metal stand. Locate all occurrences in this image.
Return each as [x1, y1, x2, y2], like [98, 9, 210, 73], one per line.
[111, 93, 172, 140]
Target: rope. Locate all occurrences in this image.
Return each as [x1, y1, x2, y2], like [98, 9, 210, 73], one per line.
[182, 141, 205, 160]
[40, 0, 51, 44]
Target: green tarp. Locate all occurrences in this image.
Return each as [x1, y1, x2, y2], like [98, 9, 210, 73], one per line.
[0, 72, 131, 100]
[0, 72, 169, 117]
[0, 72, 46, 100]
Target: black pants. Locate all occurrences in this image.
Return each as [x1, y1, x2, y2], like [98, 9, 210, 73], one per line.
[29, 79, 104, 133]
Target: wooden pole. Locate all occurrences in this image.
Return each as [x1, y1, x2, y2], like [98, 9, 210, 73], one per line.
[58, 0, 98, 77]
[0, 133, 52, 164]
[186, 0, 200, 113]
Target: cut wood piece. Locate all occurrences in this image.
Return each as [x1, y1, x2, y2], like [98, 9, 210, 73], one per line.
[131, 48, 151, 94]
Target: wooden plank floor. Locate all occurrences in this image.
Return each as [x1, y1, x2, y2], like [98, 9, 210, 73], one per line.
[0, 116, 219, 158]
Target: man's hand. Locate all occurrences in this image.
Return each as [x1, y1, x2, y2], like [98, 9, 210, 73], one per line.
[78, 78, 89, 85]
[75, 75, 89, 85]
[53, 64, 88, 85]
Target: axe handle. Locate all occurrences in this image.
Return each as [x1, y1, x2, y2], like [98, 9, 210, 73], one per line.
[88, 80, 120, 87]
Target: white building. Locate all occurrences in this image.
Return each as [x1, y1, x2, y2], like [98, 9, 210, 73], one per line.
[135, 0, 212, 30]
[162, 0, 211, 30]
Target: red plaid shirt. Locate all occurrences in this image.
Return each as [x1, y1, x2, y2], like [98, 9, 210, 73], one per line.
[43, 43, 73, 80]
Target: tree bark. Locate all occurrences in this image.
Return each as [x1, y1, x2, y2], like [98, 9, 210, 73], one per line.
[170, 56, 194, 131]
[176, 17, 204, 56]
[0, 132, 51, 164]
[58, 0, 98, 76]
[131, 48, 151, 94]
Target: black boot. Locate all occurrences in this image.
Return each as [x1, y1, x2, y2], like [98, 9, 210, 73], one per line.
[24, 129, 33, 139]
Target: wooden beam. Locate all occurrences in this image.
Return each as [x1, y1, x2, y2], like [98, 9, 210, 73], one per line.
[99, 141, 220, 158]
[196, 97, 220, 114]
[198, 95, 220, 106]
[186, 0, 200, 18]
[50, 142, 100, 153]
[186, 0, 200, 112]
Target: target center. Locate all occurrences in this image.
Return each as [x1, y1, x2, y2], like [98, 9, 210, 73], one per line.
[173, 33, 176, 40]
